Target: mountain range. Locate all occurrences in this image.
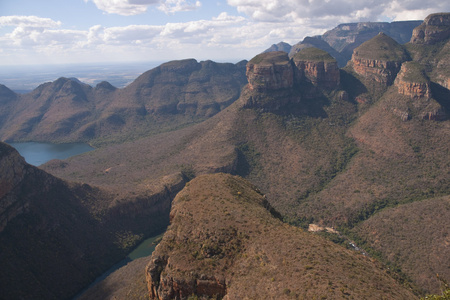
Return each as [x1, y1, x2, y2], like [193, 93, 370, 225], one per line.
[0, 12, 449, 300]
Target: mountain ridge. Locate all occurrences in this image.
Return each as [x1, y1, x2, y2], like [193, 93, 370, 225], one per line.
[0, 13, 449, 299]
[0, 59, 247, 146]
[264, 20, 423, 67]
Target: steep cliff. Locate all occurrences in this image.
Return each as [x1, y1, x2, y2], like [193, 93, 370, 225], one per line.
[146, 173, 416, 299]
[246, 51, 294, 92]
[292, 47, 340, 89]
[395, 62, 431, 99]
[0, 142, 173, 299]
[410, 13, 450, 45]
[323, 20, 422, 63]
[385, 61, 446, 121]
[407, 15, 450, 94]
[351, 33, 409, 86]
[244, 49, 342, 110]
[265, 20, 421, 67]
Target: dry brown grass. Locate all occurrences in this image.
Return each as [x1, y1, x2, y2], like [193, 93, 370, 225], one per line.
[149, 173, 417, 299]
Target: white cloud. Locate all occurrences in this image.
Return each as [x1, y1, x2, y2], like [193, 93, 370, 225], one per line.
[84, 0, 157, 16]
[85, 0, 202, 15]
[158, 0, 202, 14]
[226, 0, 448, 24]
[1, 0, 448, 66]
[0, 16, 61, 28]
[103, 25, 162, 42]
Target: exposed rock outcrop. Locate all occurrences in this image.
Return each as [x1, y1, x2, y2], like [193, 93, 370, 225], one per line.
[351, 33, 409, 86]
[384, 61, 446, 121]
[246, 51, 294, 92]
[268, 20, 421, 68]
[323, 20, 422, 64]
[245, 49, 341, 110]
[292, 47, 340, 89]
[395, 62, 431, 99]
[146, 173, 416, 299]
[410, 13, 450, 45]
[247, 48, 340, 93]
[391, 62, 446, 121]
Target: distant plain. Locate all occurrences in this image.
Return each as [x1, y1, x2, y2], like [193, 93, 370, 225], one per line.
[0, 61, 165, 93]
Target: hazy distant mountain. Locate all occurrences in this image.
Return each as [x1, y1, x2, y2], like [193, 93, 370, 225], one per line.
[289, 36, 347, 67]
[263, 41, 292, 53]
[263, 20, 423, 67]
[0, 59, 247, 146]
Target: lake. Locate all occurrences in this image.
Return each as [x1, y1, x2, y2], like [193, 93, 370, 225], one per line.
[8, 141, 164, 298]
[8, 142, 94, 166]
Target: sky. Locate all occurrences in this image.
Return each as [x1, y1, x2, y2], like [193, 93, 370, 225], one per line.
[0, 0, 448, 66]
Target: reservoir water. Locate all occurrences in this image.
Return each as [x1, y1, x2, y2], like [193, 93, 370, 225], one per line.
[8, 142, 94, 166]
[7, 141, 163, 298]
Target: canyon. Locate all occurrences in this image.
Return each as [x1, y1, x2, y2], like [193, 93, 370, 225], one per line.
[0, 13, 449, 299]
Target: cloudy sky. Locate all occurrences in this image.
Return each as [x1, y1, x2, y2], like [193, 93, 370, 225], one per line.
[0, 0, 448, 65]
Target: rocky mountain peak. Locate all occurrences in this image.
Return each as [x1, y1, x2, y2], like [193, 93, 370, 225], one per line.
[384, 61, 447, 121]
[292, 47, 340, 89]
[410, 13, 450, 44]
[246, 51, 293, 92]
[351, 33, 409, 85]
[394, 61, 431, 99]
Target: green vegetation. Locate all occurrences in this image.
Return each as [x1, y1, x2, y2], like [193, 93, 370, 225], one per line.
[400, 61, 429, 83]
[354, 33, 409, 61]
[421, 275, 449, 299]
[248, 51, 290, 65]
[180, 164, 196, 182]
[293, 47, 336, 62]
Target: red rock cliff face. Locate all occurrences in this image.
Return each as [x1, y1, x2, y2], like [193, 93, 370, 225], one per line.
[351, 33, 408, 86]
[387, 62, 446, 121]
[246, 49, 340, 94]
[352, 58, 403, 86]
[294, 60, 340, 89]
[394, 63, 431, 99]
[246, 51, 294, 92]
[410, 13, 450, 45]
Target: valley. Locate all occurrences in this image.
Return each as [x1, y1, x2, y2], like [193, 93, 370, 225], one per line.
[0, 13, 449, 299]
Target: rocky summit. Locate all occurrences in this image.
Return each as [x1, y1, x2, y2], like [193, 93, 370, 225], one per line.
[351, 32, 410, 86]
[410, 12, 450, 45]
[292, 47, 340, 89]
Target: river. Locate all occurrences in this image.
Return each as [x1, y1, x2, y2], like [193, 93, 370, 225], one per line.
[6, 141, 164, 298]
